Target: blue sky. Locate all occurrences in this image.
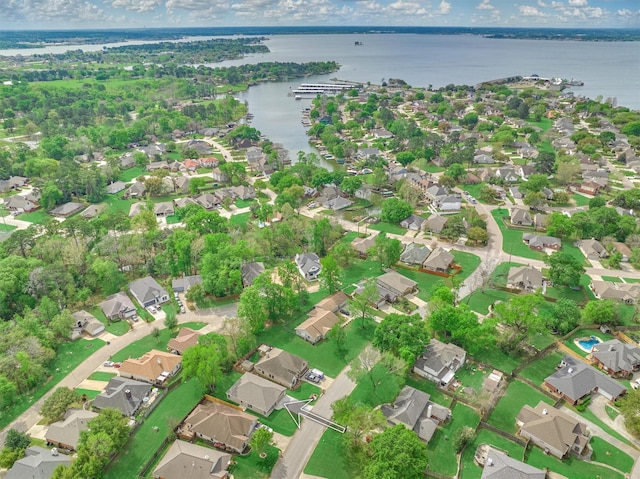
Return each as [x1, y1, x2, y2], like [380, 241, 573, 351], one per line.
[0, 0, 638, 30]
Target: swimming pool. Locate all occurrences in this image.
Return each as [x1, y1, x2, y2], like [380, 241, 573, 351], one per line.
[576, 335, 602, 353]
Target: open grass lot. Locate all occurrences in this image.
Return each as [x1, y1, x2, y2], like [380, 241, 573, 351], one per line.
[590, 436, 634, 473]
[165, 215, 181, 225]
[492, 209, 545, 260]
[452, 251, 481, 281]
[463, 288, 515, 315]
[0, 338, 106, 429]
[349, 362, 406, 408]
[105, 379, 204, 479]
[518, 350, 564, 385]
[340, 259, 382, 290]
[426, 402, 480, 477]
[102, 192, 135, 216]
[257, 318, 375, 378]
[487, 380, 554, 433]
[230, 211, 251, 226]
[572, 193, 591, 206]
[19, 208, 51, 224]
[405, 375, 451, 407]
[118, 166, 146, 182]
[367, 221, 407, 235]
[526, 445, 624, 479]
[459, 428, 525, 479]
[75, 388, 101, 399]
[544, 274, 593, 304]
[304, 428, 351, 479]
[472, 343, 524, 374]
[396, 267, 446, 302]
[90, 307, 131, 336]
[88, 371, 117, 381]
[232, 444, 280, 479]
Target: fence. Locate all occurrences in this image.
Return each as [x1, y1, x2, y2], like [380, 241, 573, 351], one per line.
[138, 437, 172, 478]
[479, 421, 528, 448]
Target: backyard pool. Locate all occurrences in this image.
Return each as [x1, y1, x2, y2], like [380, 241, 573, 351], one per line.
[575, 335, 602, 353]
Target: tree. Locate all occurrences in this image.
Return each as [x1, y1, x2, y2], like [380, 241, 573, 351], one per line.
[349, 278, 377, 326]
[40, 387, 80, 424]
[446, 163, 466, 182]
[616, 387, 640, 438]
[535, 151, 556, 174]
[428, 304, 491, 354]
[548, 298, 581, 334]
[363, 424, 428, 479]
[545, 212, 575, 239]
[4, 429, 30, 450]
[181, 333, 230, 391]
[331, 397, 386, 462]
[348, 345, 406, 400]
[582, 299, 617, 325]
[467, 226, 489, 245]
[523, 191, 547, 210]
[373, 313, 430, 362]
[369, 234, 402, 269]
[489, 294, 545, 354]
[222, 316, 256, 359]
[329, 322, 347, 357]
[164, 309, 178, 332]
[381, 197, 413, 224]
[396, 151, 415, 166]
[555, 161, 581, 185]
[545, 251, 585, 287]
[340, 176, 362, 196]
[250, 427, 274, 458]
[0, 376, 18, 409]
[319, 255, 342, 294]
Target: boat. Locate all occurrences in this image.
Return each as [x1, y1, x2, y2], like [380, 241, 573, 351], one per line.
[355, 41, 364, 46]
[336, 158, 345, 164]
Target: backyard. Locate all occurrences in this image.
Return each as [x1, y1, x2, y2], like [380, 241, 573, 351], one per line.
[517, 350, 564, 385]
[487, 380, 554, 433]
[459, 428, 525, 479]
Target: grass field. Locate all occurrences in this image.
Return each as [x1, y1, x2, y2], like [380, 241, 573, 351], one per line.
[88, 371, 117, 381]
[105, 379, 204, 479]
[517, 350, 564, 385]
[90, 307, 131, 336]
[396, 267, 447, 302]
[235, 198, 256, 209]
[405, 375, 451, 407]
[590, 436, 634, 473]
[75, 388, 101, 399]
[118, 166, 146, 182]
[304, 429, 351, 479]
[349, 361, 406, 408]
[453, 251, 481, 281]
[526, 445, 624, 479]
[0, 338, 106, 430]
[0, 223, 16, 232]
[459, 428, 525, 479]
[230, 212, 251, 226]
[232, 444, 280, 479]
[492, 209, 545, 260]
[426, 402, 480, 477]
[463, 288, 515, 314]
[19, 209, 51, 224]
[572, 193, 591, 207]
[487, 380, 554, 433]
[367, 221, 407, 235]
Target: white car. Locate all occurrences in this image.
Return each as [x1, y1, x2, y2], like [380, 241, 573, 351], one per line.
[632, 378, 640, 390]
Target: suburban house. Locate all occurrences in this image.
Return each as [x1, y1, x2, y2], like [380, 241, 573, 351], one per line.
[174, 197, 197, 209]
[129, 202, 146, 218]
[543, 355, 627, 405]
[181, 400, 256, 453]
[314, 291, 349, 313]
[522, 234, 561, 251]
[400, 215, 427, 231]
[129, 276, 170, 308]
[509, 186, 523, 199]
[226, 373, 287, 417]
[591, 339, 640, 377]
[99, 292, 137, 321]
[4, 195, 38, 212]
[507, 266, 544, 291]
[436, 195, 462, 213]
[93, 377, 152, 416]
[153, 440, 231, 479]
[81, 204, 104, 219]
[351, 235, 376, 257]
[422, 247, 454, 273]
[231, 185, 256, 201]
[171, 275, 202, 293]
[578, 239, 609, 260]
[296, 308, 341, 344]
[154, 202, 175, 217]
[425, 215, 448, 234]
[45, 409, 98, 451]
[4, 446, 72, 479]
[590, 280, 640, 304]
[401, 243, 431, 266]
[50, 202, 84, 217]
[381, 386, 451, 442]
[495, 167, 519, 182]
[473, 153, 494, 164]
[533, 213, 547, 230]
[123, 182, 146, 199]
[612, 242, 632, 262]
[118, 350, 182, 385]
[212, 167, 229, 183]
[168, 327, 202, 355]
[479, 447, 545, 479]
[368, 271, 418, 306]
[516, 402, 590, 459]
[322, 196, 354, 211]
[510, 208, 533, 226]
[195, 192, 220, 210]
[295, 253, 322, 281]
[241, 262, 265, 288]
[254, 347, 308, 388]
[413, 339, 466, 387]
[70, 310, 105, 339]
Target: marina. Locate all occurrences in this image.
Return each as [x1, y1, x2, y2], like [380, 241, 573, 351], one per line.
[289, 82, 360, 99]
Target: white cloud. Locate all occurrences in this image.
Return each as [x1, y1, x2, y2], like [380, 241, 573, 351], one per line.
[438, 0, 451, 14]
[477, 0, 494, 10]
[19, 0, 109, 22]
[537, 0, 547, 7]
[109, 0, 162, 12]
[519, 5, 547, 17]
[568, 0, 587, 6]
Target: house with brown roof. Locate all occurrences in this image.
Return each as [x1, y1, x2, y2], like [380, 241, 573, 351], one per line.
[425, 215, 448, 234]
[50, 202, 84, 217]
[241, 262, 265, 288]
[516, 402, 590, 459]
[182, 401, 256, 453]
[254, 347, 308, 388]
[45, 409, 98, 451]
[296, 308, 341, 345]
[4, 195, 38, 212]
[118, 350, 182, 385]
[579, 239, 609, 261]
[422, 247, 454, 273]
[226, 373, 287, 417]
[314, 291, 349, 313]
[153, 440, 231, 479]
[168, 327, 202, 355]
[351, 234, 376, 257]
[612, 242, 632, 262]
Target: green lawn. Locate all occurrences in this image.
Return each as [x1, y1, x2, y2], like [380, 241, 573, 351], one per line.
[367, 221, 407, 235]
[564, 328, 616, 358]
[396, 267, 447, 302]
[90, 307, 131, 336]
[232, 444, 279, 479]
[527, 117, 553, 132]
[472, 343, 525, 374]
[590, 436, 634, 473]
[518, 350, 564, 385]
[462, 183, 497, 205]
[19, 209, 51, 224]
[88, 371, 117, 381]
[119, 166, 146, 182]
[0, 222, 16, 232]
[230, 212, 251, 226]
[601, 276, 640, 284]
[426, 402, 480, 477]
[605, 404, 620, 421]
[102, 192, 135, 216]
[452, 251, 481, 281]
[257, 317, 375, 378]
[572, 193, 591, 207]
[75, 388, 101, 399]
[349, 362, 406, 408]
[405, 375, 451, 407]
[235, 198, 256, 208]
[0, 338, 106, 430]
[526, 445, 624, 479]
[304, 429, 351, 479]
[488, 380, 554, 433]
[105, 379, 204, 479]
[569, 404, 633, 447]
[492, 209, 545, 261]
[165, 215, 182, 225]
[463, 288, 516, 315]
[459, 428, 525, 479]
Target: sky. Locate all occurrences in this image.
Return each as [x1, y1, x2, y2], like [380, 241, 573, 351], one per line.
[0, 0, 638, 30]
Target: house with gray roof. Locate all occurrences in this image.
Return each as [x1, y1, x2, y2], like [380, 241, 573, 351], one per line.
[516, 402, 590, 459]
[173, 197, 197, 209]
[81, 204, 104, 219]
[129, 276, 169, 308]
[231, 185, 256, 201]
[4, 195, 38, 212]
[366, 270, 418, 306]
[400, 214, 427, 231]
[241, 262, 265, 288]
[106, 181, 126, 194]
[436, 195, 461, 213]
[543, 355, 627, 405]
[322, 196, 353, 211]
[5, 446, 72, 479]
[226, 373, 287, 417]
[71, 310, 105, 339]
[496, 168, 519, 182]
[510, 208, 533, 226]
[254, 347, 308, 388]
[592, 339, 640, 377]
[509, 186, 523, 199]
[413, 339, 466, 387]
[579, 239, 609, 260]
[425, 215, 448, 234]
[93, 377, 152, 416]
[153, 440, 231, 479]
[45, 409, 97, 451]
[422, 247, 454, 273]
[154, 201, 174, 217]
[401, 243, 431, 266]
[129, 201, 146, 218]
[123, 182, 146, 198]
[99, 292, 137, 321]
[480, 447, 545, 479]
[381, 386, 450, 442]
[195, 192, 220, 210]
[507, 266, 543, 292]
[522, 234, 561, 251]
[171, 275, 202, 293]
[590, 280, 640, 304]
[351, 235, 376, 256]
[295, 253, 322, 281]
[473, 153, 494, 164]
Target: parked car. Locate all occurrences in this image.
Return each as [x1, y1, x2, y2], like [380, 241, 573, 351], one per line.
[104, 361, 114, 367]
[305, 371, 321, 383]
[148, 306, 157, 313]
[339, 309, 351, 316]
